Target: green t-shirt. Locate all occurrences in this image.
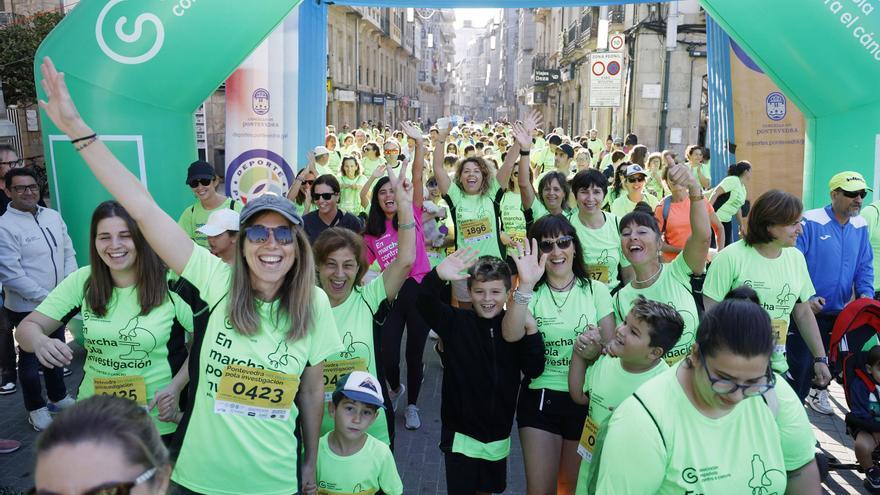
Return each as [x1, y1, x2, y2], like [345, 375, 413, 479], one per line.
[177, 197, 242, 249]
[36, 267, 193, 435]
[610, 193, 659, 218]
[575, 356, 668, 495]
[531, 147, 556, 176]
[713, 175, 747, 223]
[586, 139, 604, 166]
[326, 150, 343, 176]
[596, 365, 816, 494]
[171, 247, 342, 495]
[315, 163, 334, 178]
[691, 162, 712, 188]
[703, 240, 815, 373]
[339, 175, 367, 216]
[445, 178, 503, 260]
[528, 280, 613, 391]
[861, 202, 880, 290]
[613, 254, 701, 365]
[361, 157, 384, 178]
[500, 190, 527, 258]
[321, 278, 390, 445]
[316, 432, 403, 495]
[567, 211, 630, 288]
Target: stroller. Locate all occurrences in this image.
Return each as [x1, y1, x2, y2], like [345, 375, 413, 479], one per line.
[825, 297, 880, 475]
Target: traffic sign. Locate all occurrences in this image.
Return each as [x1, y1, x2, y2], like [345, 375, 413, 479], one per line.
[610, 33, 625, 52]
[589, 52, 624, 107]
[591, 61, 605, 77]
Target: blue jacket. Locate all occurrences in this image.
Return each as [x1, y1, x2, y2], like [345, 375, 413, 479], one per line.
[797, 205, 874, 313]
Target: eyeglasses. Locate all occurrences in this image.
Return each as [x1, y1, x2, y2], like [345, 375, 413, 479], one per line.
[11, 184, 39, 194]
[29, 467, 157, 495]
[244, 225, 294, 245]
[699, 350, 775, 397]
[312, 192, 337, 201]
[188, 178, 212, 188]
[840, 189, 867, 199]
[426, 180, 438, 187]
[538, 235, 574, 253]
[0, 159, 23, 168]
[626, 176, 647, 183]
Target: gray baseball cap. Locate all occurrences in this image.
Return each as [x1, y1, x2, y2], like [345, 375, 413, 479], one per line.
[239, 194, 302, 226]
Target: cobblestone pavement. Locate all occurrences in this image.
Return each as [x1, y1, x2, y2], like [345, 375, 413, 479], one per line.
[0, 335, 871, 494]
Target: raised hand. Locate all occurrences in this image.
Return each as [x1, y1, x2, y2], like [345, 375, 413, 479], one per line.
[370, 163, 388, 179]
[387, 157, 413, 207]
[38, 57, 91, 139]
[400, 121, 425, 143]
[665, 163, 699, 193]
[522, 108, 543, 135]
[511, 122, 531, 151]
[436, 247, 481, 282]
[512, 238, 547, 290]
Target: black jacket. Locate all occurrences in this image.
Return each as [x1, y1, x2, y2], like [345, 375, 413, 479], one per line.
[417, 269, 544, 450]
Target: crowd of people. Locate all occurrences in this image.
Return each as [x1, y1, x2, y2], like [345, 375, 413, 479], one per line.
[2, 56, 880, 494]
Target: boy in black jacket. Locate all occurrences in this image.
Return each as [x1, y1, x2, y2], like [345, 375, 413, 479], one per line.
[417, 248, 544, 495]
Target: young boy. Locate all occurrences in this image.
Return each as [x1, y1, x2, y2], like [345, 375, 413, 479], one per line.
[316, 371, 403, 495]
[848, 345, 880, 493]
[416, 249, 545, 495]
[568, 296, 684, 495]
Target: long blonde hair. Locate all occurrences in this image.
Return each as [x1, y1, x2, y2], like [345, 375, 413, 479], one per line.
[228, 218, 315, 341]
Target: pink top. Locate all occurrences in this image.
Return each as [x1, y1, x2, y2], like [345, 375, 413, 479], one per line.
[364, 204, 431, 282]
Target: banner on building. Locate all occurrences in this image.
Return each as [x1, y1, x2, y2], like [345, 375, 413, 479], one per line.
[589, 52, 623, 107]
[224, 9, 300, 202]
[729, 40, 806, 199]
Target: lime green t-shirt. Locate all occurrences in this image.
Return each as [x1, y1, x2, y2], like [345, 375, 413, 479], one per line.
[613, 254, 701, 365]
[321, 277, 390, 445]
[171, 246, 342, 495]
[567, 211, 630, 289]
[327, 150, 343, 175]
[713, 175, 747, 223]
[361, 157, 384, 178]
[596, 365, 816, 494]
[575, 356, 668, 495]
[177, 197, 242, 249]
[586, 139, 604, 166]
[316, 432, 403, 495]
[528, 280, 613, 391]
[35, 267, 193, 435]
[445, 178, 504, 260]
[531, 147, 556, 176]
[861, 202, 880, 290]
[500, 190, 527, 258]
[339, 175, 367, 216]
[703, 240, 815, 373]
[690, 162, 712, 187]
[610, 192, 659, 218]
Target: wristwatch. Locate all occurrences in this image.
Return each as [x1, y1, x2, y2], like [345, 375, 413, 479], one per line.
[814, 356, 829, 365]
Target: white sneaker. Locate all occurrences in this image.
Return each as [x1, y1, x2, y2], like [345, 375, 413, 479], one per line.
[47, 395, 76, 414]
[388, 384, 405, 412]
[807, 388, 834, 415]
[429, 330, 439, 340]
[405, 405, 421, 430]
[28, 407, 52, 431]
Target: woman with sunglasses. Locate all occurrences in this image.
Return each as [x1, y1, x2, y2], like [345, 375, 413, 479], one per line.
[595, 288, 820, 494]
[287, 152, 317, 216]
[16, 201, 192, 441]
[612, 164, 710, 365]
[610, 164, 659, 217]
[32, 395, 172, 495]
[302, 175, 364, 244]
[503, 215, 616, 495]
[38, 57, 341, 495]
[338, 155, 367, 217]
[312, 163, 415, 446]
[567, 169, 633, 289]
[177, 160, 241, 250]
[361, 142, 384, 178]
[601, 157, 629, 210]
[703, 189, 832, 392]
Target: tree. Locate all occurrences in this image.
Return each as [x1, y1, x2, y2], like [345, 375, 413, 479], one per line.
[0, 11, 64, 106]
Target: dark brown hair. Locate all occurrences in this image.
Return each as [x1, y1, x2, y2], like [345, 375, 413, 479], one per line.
[744, 189, 802, 246]
[313, 227, 369, 288]
[86, 201, 168, 317]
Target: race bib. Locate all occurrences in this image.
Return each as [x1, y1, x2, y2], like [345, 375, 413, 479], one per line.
[323, 358, 368, 401]
[577, 416, 601, 462]
[94, 376, 147, 406]
[214, 364, 299, 420]
[460, 218, 492, 243]
[586, 263, 610, 284]
[771, 319, 788, 355]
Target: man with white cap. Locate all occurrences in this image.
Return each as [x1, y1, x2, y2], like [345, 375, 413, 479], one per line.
[791, 171, 874, 413]
[313, 146, 333, 177]
[196, 208, 240, 265]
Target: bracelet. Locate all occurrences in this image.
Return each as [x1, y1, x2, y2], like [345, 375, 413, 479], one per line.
[74, 135, 98, 152]
[398, 221, 416, 230]
[512, 289, 533, 305]
[71, 133, 96, 144]
[519, 149, 531, 156]
[689, 190, 703, 201]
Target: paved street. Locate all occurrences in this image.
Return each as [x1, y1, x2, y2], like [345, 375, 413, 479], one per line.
[0, 333, 871, 494]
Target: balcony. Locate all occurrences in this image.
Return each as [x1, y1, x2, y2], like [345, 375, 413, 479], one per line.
[609, 6, 625, 25]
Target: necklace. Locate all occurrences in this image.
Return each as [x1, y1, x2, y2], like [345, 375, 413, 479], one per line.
[634, 264, 662, 287]
[547, 277, 576, 313]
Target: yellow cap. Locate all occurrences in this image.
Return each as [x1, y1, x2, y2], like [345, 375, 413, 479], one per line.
[828, 171, 871, 192]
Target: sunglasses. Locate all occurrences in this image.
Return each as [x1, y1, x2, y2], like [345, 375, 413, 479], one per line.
[188, 178, 212, 188]
[384, 149, 400, 155]
[840, 189, 867, 199]
[244, 225, 294, 245]
[538, 235, 574, 253]
[301, 179, 314, 186]
[11, 184, 39, 194]
[626, 176, 647, 183]
[312, 192, 336, 201]
[29, 467, 157, 495]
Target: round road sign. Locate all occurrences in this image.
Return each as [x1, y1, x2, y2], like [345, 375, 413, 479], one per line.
[610, 34, 624, 51]
[591, 61, 605, 76]
[607, 61, 621, 76]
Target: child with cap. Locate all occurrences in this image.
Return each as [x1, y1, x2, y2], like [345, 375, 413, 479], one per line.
[567, 296, 684, 494]
[316, 371, 403, 495]
[415, 248, 545, 495]
[195, 208, 240, 264]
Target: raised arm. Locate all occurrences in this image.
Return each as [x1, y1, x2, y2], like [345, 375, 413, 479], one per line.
[665, 164, 710, 275]
[380, 162, 416, 302]
[38, 57, 192, 275]
[502, 238, 545, 342]
[360, 163, 386, 209]
[400, 121, 426, 208]
[431, 123, 452, 195]
[287, 152, 317, 202]
[512, 112, 542, 209]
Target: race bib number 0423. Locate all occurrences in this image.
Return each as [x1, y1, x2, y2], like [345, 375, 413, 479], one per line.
[214, 364, 299, 420]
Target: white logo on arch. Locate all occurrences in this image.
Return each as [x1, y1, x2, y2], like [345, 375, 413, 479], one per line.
[95, 0, 165, 65]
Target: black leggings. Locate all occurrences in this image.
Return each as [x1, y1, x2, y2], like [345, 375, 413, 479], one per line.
[381, 278, 430, 406]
